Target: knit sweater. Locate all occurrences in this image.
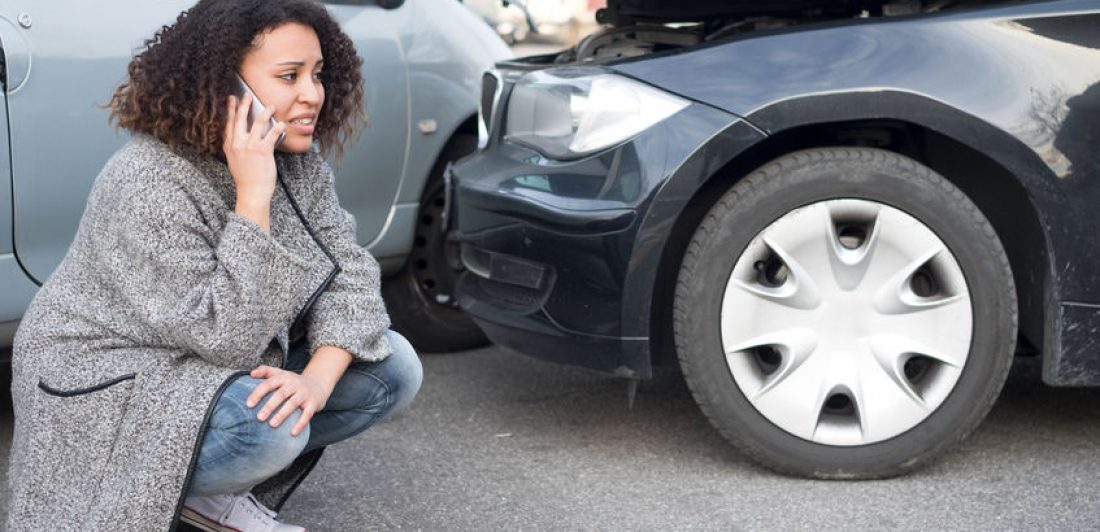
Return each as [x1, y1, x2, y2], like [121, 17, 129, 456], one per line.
[7, 134, 391, 530]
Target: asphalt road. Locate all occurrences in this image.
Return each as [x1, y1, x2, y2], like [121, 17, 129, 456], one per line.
[2, 346, 1099, 530]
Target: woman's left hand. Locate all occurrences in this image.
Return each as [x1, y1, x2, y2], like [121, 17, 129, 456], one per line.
[247, 366, 331, 437]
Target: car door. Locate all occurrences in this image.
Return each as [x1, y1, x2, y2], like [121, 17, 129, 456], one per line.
[3, 0, 192, 285]
[0, 9, 43, 340]
[321, 1, 409, 251]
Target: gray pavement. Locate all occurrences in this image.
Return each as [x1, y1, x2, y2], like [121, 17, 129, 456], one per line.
[3, 346, 1099, 530]
[280, 348, 1099, 531]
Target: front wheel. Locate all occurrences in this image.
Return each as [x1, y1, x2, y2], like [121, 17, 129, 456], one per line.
[674, 148, 1017, 478]
[383, 135, 488, 353]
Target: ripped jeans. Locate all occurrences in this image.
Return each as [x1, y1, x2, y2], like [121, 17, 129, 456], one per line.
[186, 330, 422, 496]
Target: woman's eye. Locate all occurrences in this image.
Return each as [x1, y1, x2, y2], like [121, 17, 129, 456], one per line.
[279, 73, 297, 82]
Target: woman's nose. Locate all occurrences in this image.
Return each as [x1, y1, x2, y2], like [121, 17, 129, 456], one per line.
[297, 79, 322, 104]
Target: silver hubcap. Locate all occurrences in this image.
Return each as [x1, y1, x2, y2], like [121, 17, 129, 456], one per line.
[720, 199, 972, 445]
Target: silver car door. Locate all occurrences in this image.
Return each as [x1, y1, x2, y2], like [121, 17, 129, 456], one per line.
[323, 1, 409, 252]
[0, 7, 46, 342]
[6, 0, 192, 283]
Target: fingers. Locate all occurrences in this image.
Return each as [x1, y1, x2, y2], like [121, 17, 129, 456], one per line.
[226, 94, 284, 149]
[257, 386, 290, 423]
[265, 120, 287, 148]
[246, 369, 326, 436]
[248, 104, 277, 140]
[223, 95, 237, 152]
[235, 92, 253, 140]
[246, 365, 276, 408]
[271, 394, 304, 429]
[224, 93, 256, 155]
[249, 364, 275, 379]
[291, 405, 316, 437]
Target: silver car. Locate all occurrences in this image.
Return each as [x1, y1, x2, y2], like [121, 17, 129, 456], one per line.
[0, 0, 511, 353]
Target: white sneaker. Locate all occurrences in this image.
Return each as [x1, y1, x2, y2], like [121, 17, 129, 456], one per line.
[181, 492, 306, 532]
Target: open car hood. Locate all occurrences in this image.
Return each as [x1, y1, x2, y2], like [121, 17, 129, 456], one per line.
[599, 0, 886, 24]
[596, 0, 1009, 25]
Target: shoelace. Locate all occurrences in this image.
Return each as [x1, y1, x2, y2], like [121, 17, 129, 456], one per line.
[206, 494, 238, 523]
[236, 498, 272, 525]
[245, 493, 278, 519]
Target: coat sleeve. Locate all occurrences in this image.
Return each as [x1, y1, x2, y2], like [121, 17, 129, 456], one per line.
[302, 161, 393, 362]
[107, 168, 326, 369]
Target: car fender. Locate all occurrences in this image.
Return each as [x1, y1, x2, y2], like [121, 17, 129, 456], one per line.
[613, 3, 1100, 378]
[363, 0, 511, 263]
[622, 91, 1063, 363]
[612, 1, 1100, 296]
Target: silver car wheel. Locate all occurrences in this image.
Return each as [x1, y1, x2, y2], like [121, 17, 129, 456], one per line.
[720, 198, 973, 446]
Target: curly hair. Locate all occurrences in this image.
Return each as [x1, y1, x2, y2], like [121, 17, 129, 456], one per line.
[108, 0, 364, 159]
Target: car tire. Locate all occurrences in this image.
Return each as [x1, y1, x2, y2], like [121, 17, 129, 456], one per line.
[674, 147, 1017, 478]
[383, 134, 489, 353]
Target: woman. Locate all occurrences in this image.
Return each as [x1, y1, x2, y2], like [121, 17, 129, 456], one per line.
[6, 1, 421, 530]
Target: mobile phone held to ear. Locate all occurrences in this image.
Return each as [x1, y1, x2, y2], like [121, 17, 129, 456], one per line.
[235, 74, 286, 147]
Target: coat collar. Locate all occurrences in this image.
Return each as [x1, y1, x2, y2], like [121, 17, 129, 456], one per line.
[166, 140, 316, 206]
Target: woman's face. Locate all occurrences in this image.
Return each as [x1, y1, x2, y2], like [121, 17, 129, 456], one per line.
[239, 22, 325, 154]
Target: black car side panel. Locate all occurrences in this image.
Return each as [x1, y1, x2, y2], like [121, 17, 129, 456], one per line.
[620, 119, 765, 340]
[454, 104, 751, 378]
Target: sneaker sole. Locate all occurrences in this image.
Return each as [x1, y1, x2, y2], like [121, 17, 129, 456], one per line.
[180, 507, 243, 532]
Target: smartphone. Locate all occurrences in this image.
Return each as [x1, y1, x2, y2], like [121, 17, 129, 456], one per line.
[235, 74, 286, 147]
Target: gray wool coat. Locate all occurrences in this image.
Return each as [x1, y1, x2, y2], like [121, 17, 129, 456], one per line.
[7, 134, 392, 531]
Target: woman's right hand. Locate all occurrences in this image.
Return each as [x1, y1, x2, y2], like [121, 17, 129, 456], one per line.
[223, 94, 287, 232]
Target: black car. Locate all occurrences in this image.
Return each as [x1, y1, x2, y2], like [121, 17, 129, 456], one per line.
[450, 0, 1100, 478]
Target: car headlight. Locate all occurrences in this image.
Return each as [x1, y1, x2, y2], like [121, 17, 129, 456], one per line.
[503, 69, 689, 160]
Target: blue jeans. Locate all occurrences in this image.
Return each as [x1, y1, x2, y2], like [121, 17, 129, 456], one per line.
[187, 330, 422, 496]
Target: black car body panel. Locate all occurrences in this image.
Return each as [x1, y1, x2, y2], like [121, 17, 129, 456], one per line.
[453, 0, 1100, 384]
[455, 103, 758, 377]
[612, 5, 1100, 275]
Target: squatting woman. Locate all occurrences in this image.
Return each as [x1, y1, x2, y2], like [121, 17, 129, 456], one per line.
[7, 1, 421, 530]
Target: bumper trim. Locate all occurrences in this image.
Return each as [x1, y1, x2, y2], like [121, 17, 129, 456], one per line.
[458, 272, 651, 377]
[460, 184, 636, 234]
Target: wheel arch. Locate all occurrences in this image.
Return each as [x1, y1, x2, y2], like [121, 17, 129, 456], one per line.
[399, 113, 477, 272]
[377, 113, 479, 275]
[647, 112, 1054, 370]
[381, 112, 488, 352]
[410, 114, 479, 205]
